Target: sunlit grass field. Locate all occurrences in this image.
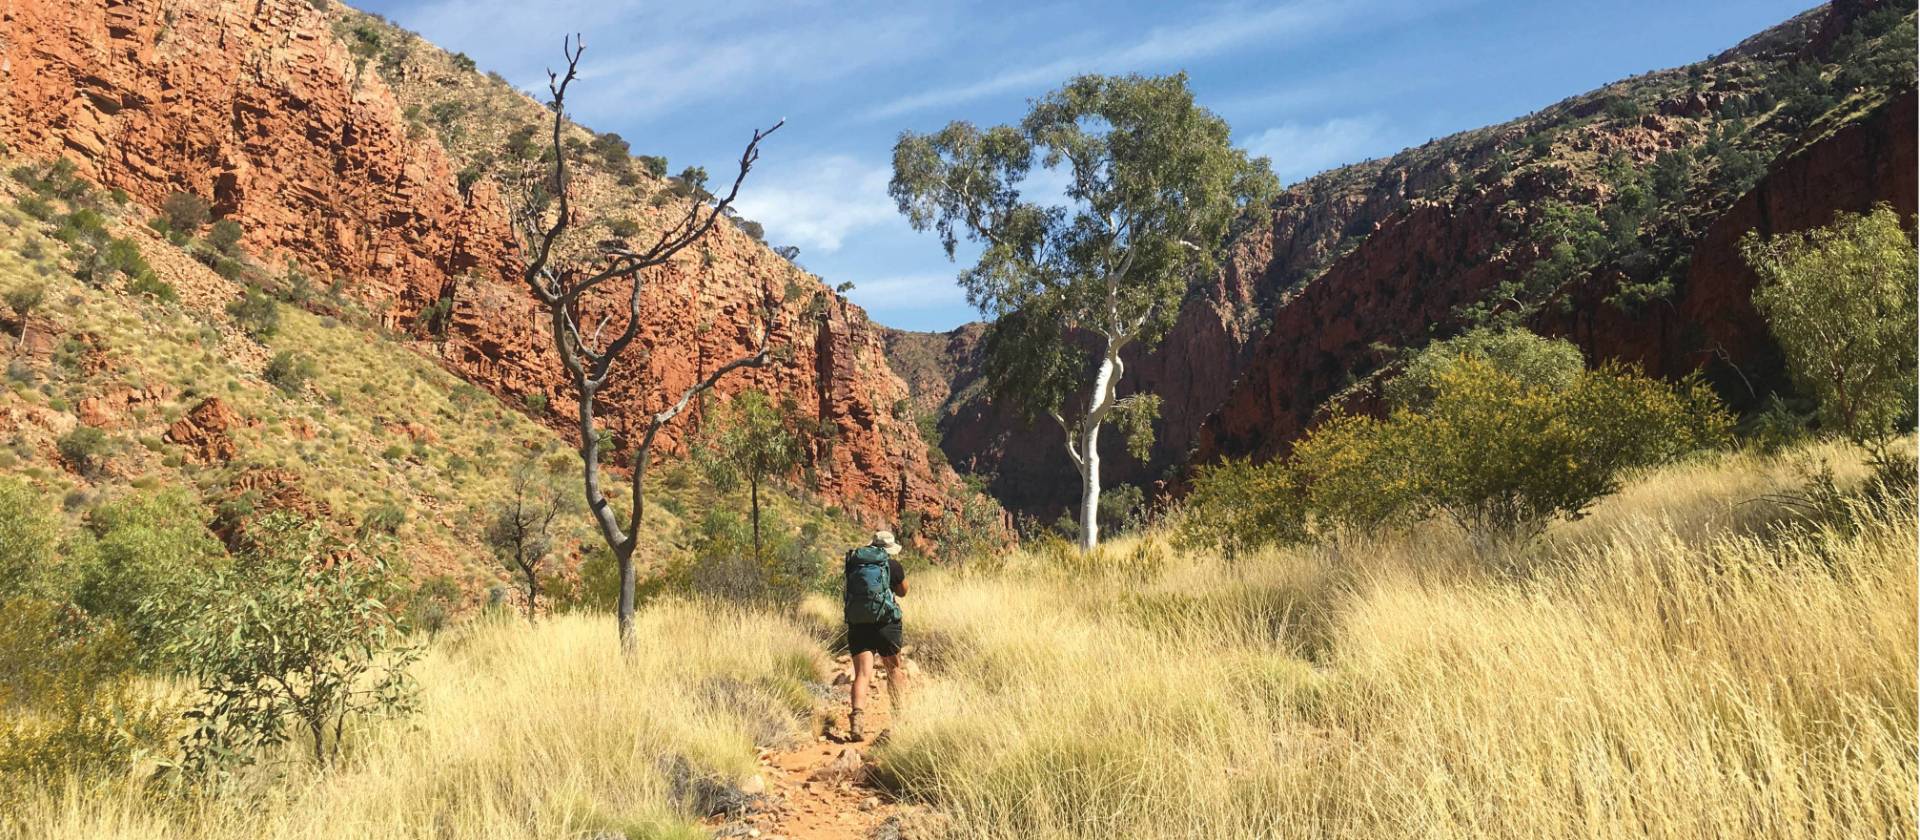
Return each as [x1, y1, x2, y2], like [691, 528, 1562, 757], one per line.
[874, 442, 1916, 838]
[5, 442, 1911, 839]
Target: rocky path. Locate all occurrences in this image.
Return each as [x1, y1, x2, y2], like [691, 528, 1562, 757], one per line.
[710, 654, 923, 840]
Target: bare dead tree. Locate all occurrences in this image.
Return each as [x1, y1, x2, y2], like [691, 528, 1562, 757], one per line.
[510, 36, 783, 650]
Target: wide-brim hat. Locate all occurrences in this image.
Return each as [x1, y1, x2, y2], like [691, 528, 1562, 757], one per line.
[872, 530, 902, 556]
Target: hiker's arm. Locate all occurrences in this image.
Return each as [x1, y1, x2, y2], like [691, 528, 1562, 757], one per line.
[893, 578, 908, 598]
[891, 559, 907, 598]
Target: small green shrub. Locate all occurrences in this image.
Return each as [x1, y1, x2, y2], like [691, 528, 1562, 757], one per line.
[0, 475, 62, 600]
[16, 195, 53, 222]
[56, 426, 112, 477]
[149, 514, 420, 773]
[0, 598, 168, 800]
[74, 487, 226, 655]
[53, 209, 107, 244]
[226, 287, 280, 339]
[161, 191, 211, 235]
[523, 393, 548, 415]
[1176, 457, 1306, 559]
[264, 350, 317, 395]
[206, 219, 244, 255]
[358, 500, 406, 537]
[213, 256, 245, 281]
[1743, 204, 1917, 451]
[126, 272, 178, 303]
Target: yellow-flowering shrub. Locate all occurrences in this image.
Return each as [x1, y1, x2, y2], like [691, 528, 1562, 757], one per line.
[1296, 356, 1729, 544]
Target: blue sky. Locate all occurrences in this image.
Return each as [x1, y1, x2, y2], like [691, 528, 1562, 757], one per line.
[355, 0, 1815, 332]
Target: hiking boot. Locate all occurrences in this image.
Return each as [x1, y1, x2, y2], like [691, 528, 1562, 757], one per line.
[848, 709, 865, 742]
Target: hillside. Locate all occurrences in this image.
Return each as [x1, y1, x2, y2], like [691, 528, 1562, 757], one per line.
[0, 155, 877, 608]
[0, 0, 969, 528]
[885, 0, 1917, 522]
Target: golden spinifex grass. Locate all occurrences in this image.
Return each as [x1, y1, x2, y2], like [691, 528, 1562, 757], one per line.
[871, 445, 1916, 839]
[4, 605, 821, 840]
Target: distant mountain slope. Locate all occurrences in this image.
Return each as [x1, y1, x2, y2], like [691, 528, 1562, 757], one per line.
[885, 0, 1917, 522]
[0, 0, 966, 524]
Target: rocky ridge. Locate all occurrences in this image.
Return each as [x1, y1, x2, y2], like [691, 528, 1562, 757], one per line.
[0, 0, 964, 523]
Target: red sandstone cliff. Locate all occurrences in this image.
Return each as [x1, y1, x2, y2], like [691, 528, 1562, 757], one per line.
[0, 0, 960, 521]
[1195, 88, 1916, 465]
[887, 1, 1912, 518]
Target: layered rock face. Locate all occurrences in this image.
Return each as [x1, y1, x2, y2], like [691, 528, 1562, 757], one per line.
[0, 0, 957, 520]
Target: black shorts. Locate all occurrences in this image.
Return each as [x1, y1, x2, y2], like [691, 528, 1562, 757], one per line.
[847, 620, 904, 657]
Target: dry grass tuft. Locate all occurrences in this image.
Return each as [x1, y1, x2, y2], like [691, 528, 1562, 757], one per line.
[5, 606, 822, 840]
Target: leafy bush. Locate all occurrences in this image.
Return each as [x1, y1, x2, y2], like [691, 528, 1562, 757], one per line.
[1386, 327, 1584, 410]
[0, 475, 62, 600]
[12, 158, 88, 201]
[149, 514, 420, 774]
[264, 350, 317, 395]
[921, 488, 1011, 564]
[226, 286, 280, 339]
[57, 426, 112, 477]
[206, 218, 244, 254]
[4, 284, 43, 334]
[126, 271, 178, 303]
[1742, 204, 1917, 451]
[162, 191, 211, 235]
[53, 208, 107, 244]
[680, 508, 821, 606]
[1175, 457, 1305, 559]
[1295, 354, 1729, 546]
[406, 575, 461, 639]
[523, 392, 548, 414]
[0, 598, 167, 799]
[359, 499, 407, 537]
[72, 487, 226, 655]
[17, 194, 53, 221]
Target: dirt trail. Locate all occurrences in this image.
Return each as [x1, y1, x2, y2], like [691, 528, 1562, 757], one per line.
[709, 654, 920, 840]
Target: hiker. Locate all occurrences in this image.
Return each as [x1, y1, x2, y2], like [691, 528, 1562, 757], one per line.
[844, 529, 908, 741]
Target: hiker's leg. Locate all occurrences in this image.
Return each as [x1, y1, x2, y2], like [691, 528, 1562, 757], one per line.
[851, 650, 875, 713]
[881, 654, 906, 707]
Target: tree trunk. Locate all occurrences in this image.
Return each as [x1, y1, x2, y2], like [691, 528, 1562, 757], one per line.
[1074, 342, 1121, 552]
[616, 544, 636, 651]
[750, 473, 762, 562]
[309, 718, 327, 765]
[523, 564, 539, 622]
[1077, 421, 1101, 552]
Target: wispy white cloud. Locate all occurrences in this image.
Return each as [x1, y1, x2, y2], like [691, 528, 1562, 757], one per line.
[729, 155, 900, 254]
[862, 0, 1440, 121]
[1245, 114, 1392, 183]
[844, 273, 968, 312]
[393, 0, 934, 120]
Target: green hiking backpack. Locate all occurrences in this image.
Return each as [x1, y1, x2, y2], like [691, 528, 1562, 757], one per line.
[843, 545, 899, 624]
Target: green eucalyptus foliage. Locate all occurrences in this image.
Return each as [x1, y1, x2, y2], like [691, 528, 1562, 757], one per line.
[891, 72, 1278, 414]
[1743, 204, 1918, 451]
[696, 390, 807, 563]
[891, 72, 1276, 548]
[72, 487, 226, 656]
[147, 514, 420, 776]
